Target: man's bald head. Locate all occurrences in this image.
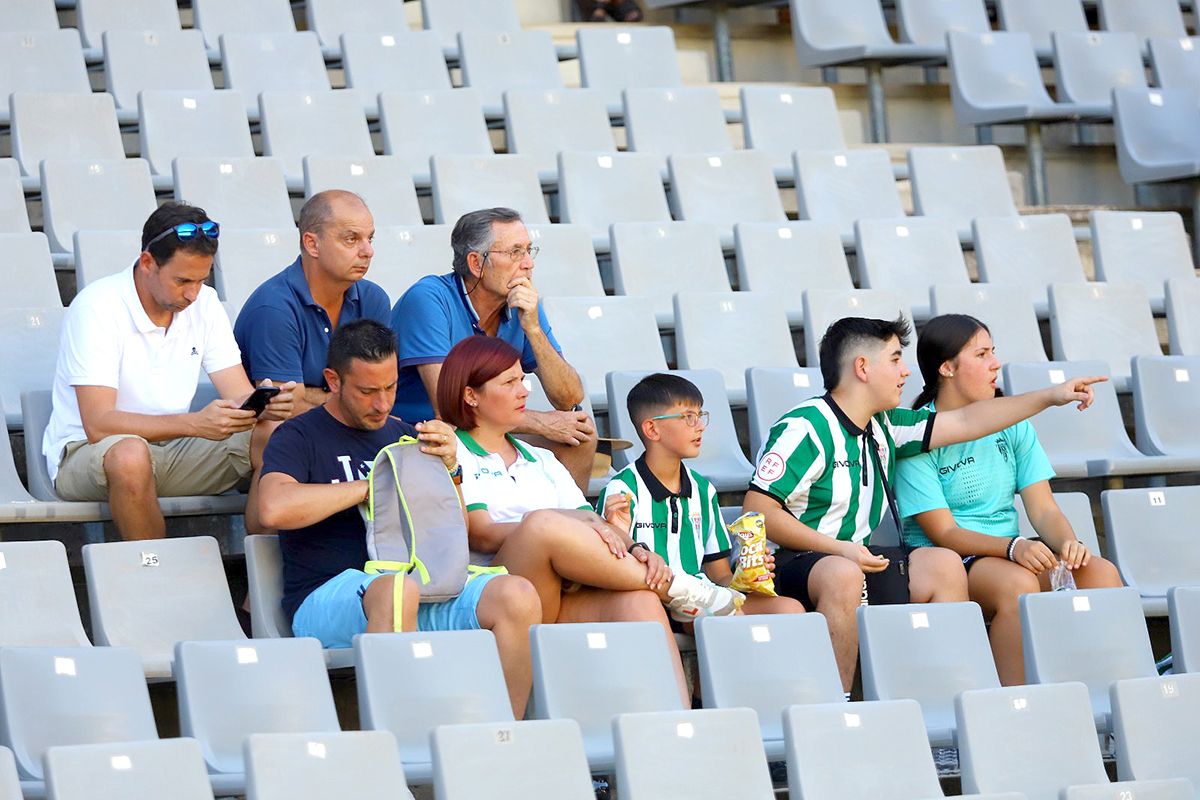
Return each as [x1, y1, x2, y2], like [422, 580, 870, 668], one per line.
[298, 190, 369, 237]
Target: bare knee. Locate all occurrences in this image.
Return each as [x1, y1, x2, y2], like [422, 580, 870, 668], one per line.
[608, 588, 669, 623]
[812, 557, 866, 611]
[362, 574, 419, 622]
[1075, 556, 1122, 589]
[911, 546, 969, 601]
[515, 509, 570, 543]
[103, 438, 154, 490]
[479, 575, 543, 628]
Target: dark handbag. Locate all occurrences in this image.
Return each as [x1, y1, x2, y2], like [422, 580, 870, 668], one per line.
[862, 424, 911, 605]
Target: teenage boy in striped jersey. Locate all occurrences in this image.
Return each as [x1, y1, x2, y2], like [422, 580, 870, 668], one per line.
[600, 374, 806, 622]
[744, 316, 1103, 691]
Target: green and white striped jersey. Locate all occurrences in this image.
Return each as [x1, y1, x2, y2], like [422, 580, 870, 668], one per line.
[749, 394, 936, 544]
[598, 456, 732, 577]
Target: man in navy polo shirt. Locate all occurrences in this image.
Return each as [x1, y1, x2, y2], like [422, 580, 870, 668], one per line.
[390, 207, 596, 492]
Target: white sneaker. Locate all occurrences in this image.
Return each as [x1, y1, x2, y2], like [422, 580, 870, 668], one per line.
[665, 573, 744, 622]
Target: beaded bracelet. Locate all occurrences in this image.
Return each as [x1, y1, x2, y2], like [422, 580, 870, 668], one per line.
[1006, 537, 1019, 562]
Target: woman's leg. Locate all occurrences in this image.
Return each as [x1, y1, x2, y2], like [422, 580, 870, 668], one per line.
[1066, 555, 1123, 589]
[740, 593, 806, 615]
[907, 546, 970, 603]
[968, 557, 1042, 685]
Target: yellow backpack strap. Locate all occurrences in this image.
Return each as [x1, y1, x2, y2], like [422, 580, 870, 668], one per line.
[466, 564, 508, 581]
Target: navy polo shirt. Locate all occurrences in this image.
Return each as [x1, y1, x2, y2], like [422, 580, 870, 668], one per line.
[390, 272, 561, 422]
[234, 258, 392, 388]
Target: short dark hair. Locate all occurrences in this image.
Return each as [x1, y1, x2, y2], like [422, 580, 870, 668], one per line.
[819, 315, 912, 390]
[450, 207, 523, 280]
[626, 373, 704, 442]
[326, 319, 397, 377]
[141, 202, 218, 266]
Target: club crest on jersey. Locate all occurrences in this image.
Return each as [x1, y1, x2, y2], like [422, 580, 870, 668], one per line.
[757, 452, 786, 482]
[995, 436, 1009, 463]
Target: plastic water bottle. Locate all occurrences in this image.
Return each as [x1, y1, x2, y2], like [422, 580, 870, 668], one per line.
[1049, 560, 1077, 591]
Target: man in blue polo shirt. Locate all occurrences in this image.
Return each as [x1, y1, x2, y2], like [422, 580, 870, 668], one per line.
[390, 207, 596, 492]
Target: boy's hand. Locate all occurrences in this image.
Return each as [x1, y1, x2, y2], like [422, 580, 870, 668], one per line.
[763, 550, 777, 581]
[838, 541, 890, 573]
[603, 493, 634, 535]
[631, 545, 672, 590]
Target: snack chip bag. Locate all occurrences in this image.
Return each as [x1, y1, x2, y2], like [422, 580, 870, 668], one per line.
[728, 512, 777, 596]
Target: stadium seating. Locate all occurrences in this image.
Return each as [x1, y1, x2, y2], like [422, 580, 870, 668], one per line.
[1112, 88, 1200, 189]
[173, 157, 295, 231]
[0, 0, 59, 32]
[419, 0, 522, 59]
[907, 146, 1018, 240]
[745, 367, 826, 457]
[668, 150, 788, 244]
[734, 221, 853, 327]
[1110, 673, 1200, 788]
[214, 227, 298, 311]
[0, 160, 30, 233]
[0, 540, 91, 647]
[1149, 37, 1200, 97]
[0, 310, 63, 425]
[304, 0, 409, 54]
[458, 30, 563, 118]
[0, 749, 16, 800]
[1090, 211, 1196, 313]
[259, 91, 375, 186]
[102, 29, 213, 115]
[858, 602, 1000, 747]
[623, 87, 733, 169]
[0, 233, 60, 307]
[994, 0, 1089, 58]
[1062, 780, 1196, 800]
[430, 154, 549, 225]
[44, 739, 215, 800]
[1166, 278, 1200, 356]
[1103, 486, 1200, 615]
[972, 213, 1089, 317]
[0, 30, 90, 125]
[896, 0, 990, 49]
[1132, 355, 1200, 459]
[219, 32, 330, 120]
[1169, 586, 1200, 673]
[1048, 283, 1163, 392]
[137, 90, 256, 178]
[379, 89, 494, 188]
[609, 221, 730, 326]
[303, 156, 423, 228]
[1097, 0, 1188, 47]
[244, 731, 407, 800]
[341, 31, 452, 117]
[40, 158, 156, 254]
[576, 27, 684, 116]
[800, 287, 918, 389]
[794, 149, 905, 243]
[855, 217, 972, 320]
[192, 0, 295, 52]
[928, 284, 1048, 366]
[503, 89, 616, 182]
[523, 224, 605, 298]
[739, 85, 846, 179]
[368, 224, 453, 302]
[10, 93, 124, 178]
[1012, 492, 1103, 555]
[1052, 32, 1147, 112]
[75, 0, 180, 52]
[557, 152, 672, 250]
[431, 720, 593, 800]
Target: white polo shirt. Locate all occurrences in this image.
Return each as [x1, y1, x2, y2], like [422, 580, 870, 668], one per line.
[456, 430, 590, 523]
[42, 266, 242, 480]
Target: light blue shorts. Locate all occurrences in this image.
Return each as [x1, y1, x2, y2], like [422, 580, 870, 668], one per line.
[292, 568, 501, 649]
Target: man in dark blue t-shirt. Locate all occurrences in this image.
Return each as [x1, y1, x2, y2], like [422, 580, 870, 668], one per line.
[256, 319, 542, 718]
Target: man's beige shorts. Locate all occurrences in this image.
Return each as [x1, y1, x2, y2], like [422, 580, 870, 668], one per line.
[54, 431, 252, 501]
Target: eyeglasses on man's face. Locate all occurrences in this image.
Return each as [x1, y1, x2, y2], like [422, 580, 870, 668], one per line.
[483, 245, 539, 262]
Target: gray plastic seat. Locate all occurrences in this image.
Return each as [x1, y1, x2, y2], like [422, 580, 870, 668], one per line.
[734, 221, 853, 327]
[1169, 586, 1200, 673]
[694, 613, 843, 759]
[0, 160, 30, 233]
[610, 221, 730, 326]
[858, 602, 1000, 747]
[524, 224, 605, 298]
[0, 748, 17, 800]
[244, 731, 408, 800]
[0, 418, 100, 520]
[355, 630, 513, 783]
[801, 287, 918, 368]
[10, 93, 124, 178]
[44, 738, 215, 800]
[1003, 360, 1196, 478]
[529, 621, 685, 771]
[0, 31, 90, 125]
[176, 638, 340, 792]
[2, 310, 63, 426]
[0, 646, 158, 782]
[75, 0, 180, 51]
[503, 89, 616, 182]
[929, 283, 1047, 366]
[739, 85, 845, 179]
[995, 0, 1089, 58]
[896, 0, 990, 48]
[1132, 355, 1200, 459]
[379, 89, 493, 188]
[1090, 210, 1196, 313]
[577, 27, 683, 116]
[1112, 88, 1200, 187]
[260, 91, 375, 187]
[0, 0, 59, 32]
[973, 213, 1087, 317]
[40, 158, 156, 254]
[668, 150, 787, 245]
[83, 536, 248, 679]
[557, 151, 671, 250]
[0, 233, 60, 307]
[1048, 282, 1162, 391]
[674, 291, 798, 405]
[541, 296, 667, 410]
[1102, 486, 1200, 615]
[368, 224, 452, 303]
[1149, 37, 1200, 98]
[1012, 492, 1102, 555]
[908, 146, 1018, 239]
[957, 682, 1111, 800]
[1020, 587, 1156, 731]
[419, 0, 521, 58]
[173, 157, 295, 231]
[745, 367, 826, 457]
[305, 0, 409, 52]
[214, 227, 298, 312]
[219, 32, 330, 120]
[137, 90, 255, 178]
[1111, 672, 1200, 789]
[302, 156, 422, 228]
[794, 148, 905, 243]
[607, 369, 754, 491]
[432, 720, 593, 800]
[459, 30, 563, 118]
[856, 217, 971, 320]
[102, 30, 213, 114]
[341, 31, 451, 118]
[430, 154, 548, 226]
[1165, 278, 1200, 356]
[1052, 32, 1147, 111]
[1097, 0, 1188, 45]
[623, 87, 733, 170]
[1062, 780, 1196, 800]
[0, 541, 90, 647]
[192, 0, 295, 52]
[615, 709, 773, 799]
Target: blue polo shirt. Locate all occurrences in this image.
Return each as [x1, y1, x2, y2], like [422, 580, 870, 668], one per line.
[234, 258, 391, 389]
[390, 272, 561, 422]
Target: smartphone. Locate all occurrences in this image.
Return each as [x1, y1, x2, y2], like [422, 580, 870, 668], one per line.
[239, 385, 281, 416]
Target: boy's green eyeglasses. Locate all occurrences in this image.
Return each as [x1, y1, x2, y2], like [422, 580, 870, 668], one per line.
[649, 411, 710, 428]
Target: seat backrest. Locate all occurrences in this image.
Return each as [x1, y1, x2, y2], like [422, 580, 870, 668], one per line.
[734, 221, 852, 326]
[973, 213, 1087, 313]
[192, 0, 295, 50]
[858, 602, 1000, 745]
[1, 311, 63, 429]
[524, 223, 605, 298]
[0, 30, 90, 103]
[1012, 492, 1102, 555]
[367, 224, 452, 302]
[794, 148, 904, 240]
[220, 32, 330, 117]
[458, 29, 563, 114]
[213, 226, 299, 312]
[0, 646, 158, 780]
[855, 217, 971, 319]
[44, 738, 215, 800]
[302, 155, 423, 228]
[801, 288, 917, 369]
[10, 92, 124, 177]
[430, 154, 548, 225]
[259, 90, 374, 182]
[305, 0, 409, 48]
[929, 283, 1047, 364]
[623, 87, 732, 159]
[176, 638, 340, 775]
[577, 27, 683, 112]
[243, 534, 291, 639]
[957, 682, 1108, 800]
[76, 0, 180, 50]
[244, 731, 408, 800]
[73, 229, 142, 289]
[1166, 278, 1200, 356]
[1048, 282, 1162, 385]
[1090, 211, 1195, 308]
[557, 152, 671, 245]
[745, 367, 826, 457]
[503, 89, 616, 179]
[908, 145, 1017, 235]
[897, 0, 990, 47]
[342, 30, 451, 116]
[1052, 31, 1147, 107]
[138, 90, 255, 177]
[431, 719, 593, 800]
[0, 233, 61, 307]
[1112, 87, 1200, 187]
[1111, 672, 1200, 787]
[1168, 586, 1200, 673]
[0, 159, 30, 233]
[784, 699, 943, 800]
[173, 157, 295, 231]
[1132, 355, 1200, 456]
[995, 0, 1088, 54]
[83, 536, 247, 677]
[788, 0, 897, 66]
[419, 0, 521, 53]
[947, 31, 1054, 122]
[0, 540, 90, 647]
[740, 85, 845, 171]
[615, 708, 774, 799]
[40, 158, 156, 253]
[1097, 0, 1187, 41]
[609, 221, 730, 324]
[0, 0, 60, 32]
[668, 150, 787, 236]
[695, 614, 842, 743]
[1102, 485, 1200, 599]
[102, 29, 213, 111]
[1063, 780, 1196, 800]
[379, 89, 493, 185]
[0, 746, 18, 800]
[1149, 36, 1200, 93]
[355, 630, 514, 767]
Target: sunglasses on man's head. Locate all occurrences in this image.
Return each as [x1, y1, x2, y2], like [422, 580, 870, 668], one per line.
[144, 220, 220, 250]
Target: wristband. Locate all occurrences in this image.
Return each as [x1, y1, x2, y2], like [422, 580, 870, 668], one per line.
[628, 542, 650, 555]
[1006, 537, 1019, 562]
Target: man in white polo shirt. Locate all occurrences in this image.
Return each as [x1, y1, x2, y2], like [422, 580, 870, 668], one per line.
[43, 202, 296, 540]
